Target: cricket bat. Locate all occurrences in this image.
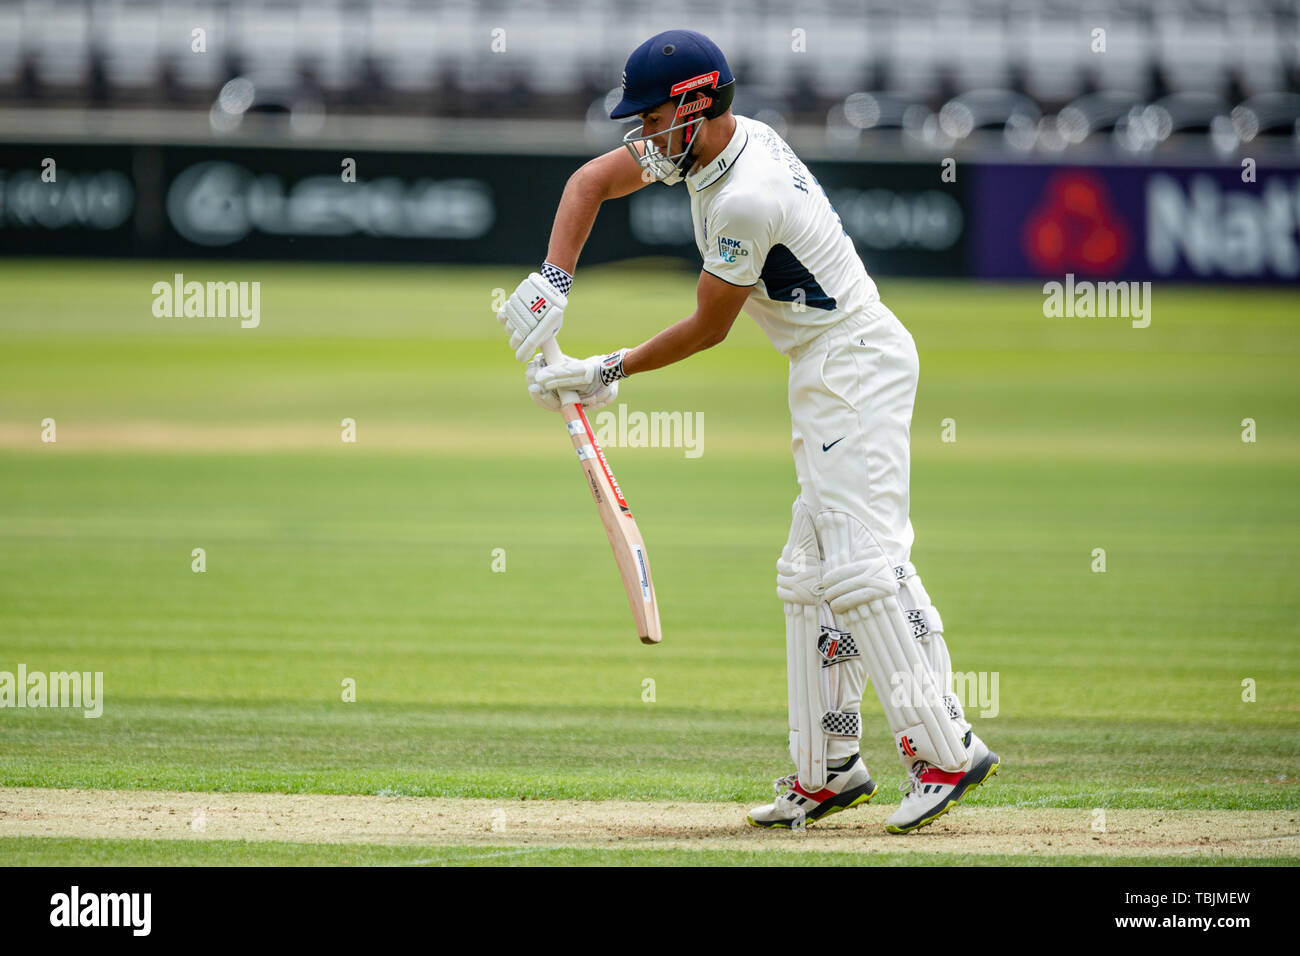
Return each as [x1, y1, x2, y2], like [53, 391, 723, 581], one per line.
[541, 337, 662, 645]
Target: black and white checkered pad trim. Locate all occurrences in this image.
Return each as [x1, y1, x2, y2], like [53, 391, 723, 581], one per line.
[905, 608, 932, 639]
[540, 262, 572, 296]
[818, 626, 859, 667]
[821, 711, 860, 737]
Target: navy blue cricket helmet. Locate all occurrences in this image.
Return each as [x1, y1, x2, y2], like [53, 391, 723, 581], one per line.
[612, 30, 736, 185]
[610, 29, 736, 121]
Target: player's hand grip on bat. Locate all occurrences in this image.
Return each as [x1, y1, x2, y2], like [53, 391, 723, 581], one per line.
[526, 349, 627, 412]
[534, 348, 630, 392]
[497, 269, 570, 362]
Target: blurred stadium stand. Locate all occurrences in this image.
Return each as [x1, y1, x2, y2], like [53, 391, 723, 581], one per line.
[0, 0, 1296, 155]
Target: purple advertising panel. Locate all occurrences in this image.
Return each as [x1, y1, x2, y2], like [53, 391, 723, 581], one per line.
[974, 163, 1300, 284]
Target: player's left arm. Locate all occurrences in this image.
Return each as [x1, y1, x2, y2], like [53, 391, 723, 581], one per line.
[529, 272, 748, 402]
[620, 191, 775, 375]
[621, 271, 750, 375]
[531, 194, 772, 401]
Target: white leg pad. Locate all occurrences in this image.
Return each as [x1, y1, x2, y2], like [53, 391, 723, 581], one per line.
[896, 561, 969, 731]
[817, 510, 970, 773]
[818, 604, 867, 767]
[777, 499, 868, 790]
[784, 601, 825, 788]
[842, 598, 968, 770]
[777, 499, 827, 787]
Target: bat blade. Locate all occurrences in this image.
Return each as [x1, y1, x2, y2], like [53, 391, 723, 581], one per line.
[541, 339, 662, 645]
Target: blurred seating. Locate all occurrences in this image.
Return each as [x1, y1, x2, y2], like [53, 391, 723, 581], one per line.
[0, 0, 1294, 154]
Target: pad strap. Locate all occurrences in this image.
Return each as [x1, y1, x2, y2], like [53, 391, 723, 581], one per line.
[820, 711, 861, 738]
[905, 606, 944, 639]
[817, 625, 861, 739]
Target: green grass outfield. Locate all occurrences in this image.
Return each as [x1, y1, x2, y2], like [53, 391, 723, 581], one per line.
[0, 259, 1297, 865]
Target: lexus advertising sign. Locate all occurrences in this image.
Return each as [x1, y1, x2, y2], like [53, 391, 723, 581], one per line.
[0, 141, 970, 274]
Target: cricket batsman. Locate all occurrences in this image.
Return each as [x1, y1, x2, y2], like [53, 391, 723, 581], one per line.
[497, 29, 1000, 833]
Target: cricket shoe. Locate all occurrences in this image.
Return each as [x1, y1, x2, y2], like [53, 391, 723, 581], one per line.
[885, 731, 1000, 834]
[747, 753, 878, 829]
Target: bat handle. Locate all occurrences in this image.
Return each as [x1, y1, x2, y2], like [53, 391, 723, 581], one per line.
[541, 336, 581, 409]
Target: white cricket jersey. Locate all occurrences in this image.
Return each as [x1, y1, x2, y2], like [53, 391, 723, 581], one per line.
[686, 115, 880, 355]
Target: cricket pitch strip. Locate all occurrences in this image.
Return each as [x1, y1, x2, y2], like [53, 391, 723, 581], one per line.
[1, 788, 1297, 862]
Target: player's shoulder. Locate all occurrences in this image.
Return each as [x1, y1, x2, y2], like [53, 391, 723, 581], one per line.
[708, 116, 787, 225]
[734, 114, 804, 168]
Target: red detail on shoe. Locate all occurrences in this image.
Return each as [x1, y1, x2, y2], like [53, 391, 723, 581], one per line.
[921, 768, 964, 786]
[791, 781, 836, 802]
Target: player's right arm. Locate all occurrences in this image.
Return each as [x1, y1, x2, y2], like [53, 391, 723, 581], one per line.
[544, 146, 649, 274]
[497, 147, 648, 363]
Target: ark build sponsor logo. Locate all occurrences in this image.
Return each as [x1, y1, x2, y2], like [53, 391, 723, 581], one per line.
[50, 887, 151, 936]
[165, 161, 494, 246]
[717, 235, 748, 262]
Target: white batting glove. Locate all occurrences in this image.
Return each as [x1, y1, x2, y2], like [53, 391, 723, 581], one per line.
[497, 269, 569, 362]
[526, 353, 620, 412]
[533, 348, 630, 393]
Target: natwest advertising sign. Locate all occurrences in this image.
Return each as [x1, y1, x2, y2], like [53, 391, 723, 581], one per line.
[1146, 172, 1300, 280]
[973, 163, 1300, 284]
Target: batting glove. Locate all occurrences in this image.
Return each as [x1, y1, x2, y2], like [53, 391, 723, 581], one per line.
[533, 348, 630, 394]
[497, 265, 571, 362]
[526, 353, 620, 412]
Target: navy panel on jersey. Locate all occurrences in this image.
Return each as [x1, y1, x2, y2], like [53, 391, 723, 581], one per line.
[759, 244, 837, 311]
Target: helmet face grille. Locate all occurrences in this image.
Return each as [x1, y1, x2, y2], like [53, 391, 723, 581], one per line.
[619, 72, 736, 186]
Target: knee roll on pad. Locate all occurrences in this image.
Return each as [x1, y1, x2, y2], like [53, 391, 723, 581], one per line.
[776, 499, 823, 606]
[815, 511, 897, 612]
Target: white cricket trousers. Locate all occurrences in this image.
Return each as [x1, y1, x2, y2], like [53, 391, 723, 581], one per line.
[787, 298, 918, 569]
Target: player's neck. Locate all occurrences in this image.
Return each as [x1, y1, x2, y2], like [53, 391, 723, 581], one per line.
[690, 113, 738, 172]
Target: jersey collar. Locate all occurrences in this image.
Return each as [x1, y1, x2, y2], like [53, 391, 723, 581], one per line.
[687, 120, 748, 193]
